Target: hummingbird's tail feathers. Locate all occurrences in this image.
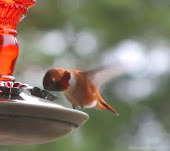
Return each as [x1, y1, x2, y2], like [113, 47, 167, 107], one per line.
[95, 100, 119, 116]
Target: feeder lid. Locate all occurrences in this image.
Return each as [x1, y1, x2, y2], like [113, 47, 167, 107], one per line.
[0, 92, 89, 145]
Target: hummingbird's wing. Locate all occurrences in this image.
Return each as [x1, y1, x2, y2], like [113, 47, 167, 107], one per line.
[84, 64, 124, 90]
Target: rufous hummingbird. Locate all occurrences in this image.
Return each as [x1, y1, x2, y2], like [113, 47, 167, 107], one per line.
[43, 66, 123, 115]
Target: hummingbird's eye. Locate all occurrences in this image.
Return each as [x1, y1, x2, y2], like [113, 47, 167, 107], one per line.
[51, 79, 55, 85]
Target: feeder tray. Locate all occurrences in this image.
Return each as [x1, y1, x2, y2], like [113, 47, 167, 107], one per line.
[0, 83, 89, 145]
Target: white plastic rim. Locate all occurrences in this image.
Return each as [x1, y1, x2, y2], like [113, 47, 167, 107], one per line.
[0, 92, 89, 145]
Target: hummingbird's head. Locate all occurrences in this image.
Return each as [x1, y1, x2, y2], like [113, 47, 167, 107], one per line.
[43, 68, 71, 91]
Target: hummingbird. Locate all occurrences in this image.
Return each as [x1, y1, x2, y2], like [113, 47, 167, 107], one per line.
[43, 66, 123, 115]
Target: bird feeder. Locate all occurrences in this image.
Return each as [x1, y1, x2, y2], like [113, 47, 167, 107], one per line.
[0, 0, 89, 145]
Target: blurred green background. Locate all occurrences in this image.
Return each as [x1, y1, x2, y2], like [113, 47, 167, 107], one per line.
[2, 0, 170, 151]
